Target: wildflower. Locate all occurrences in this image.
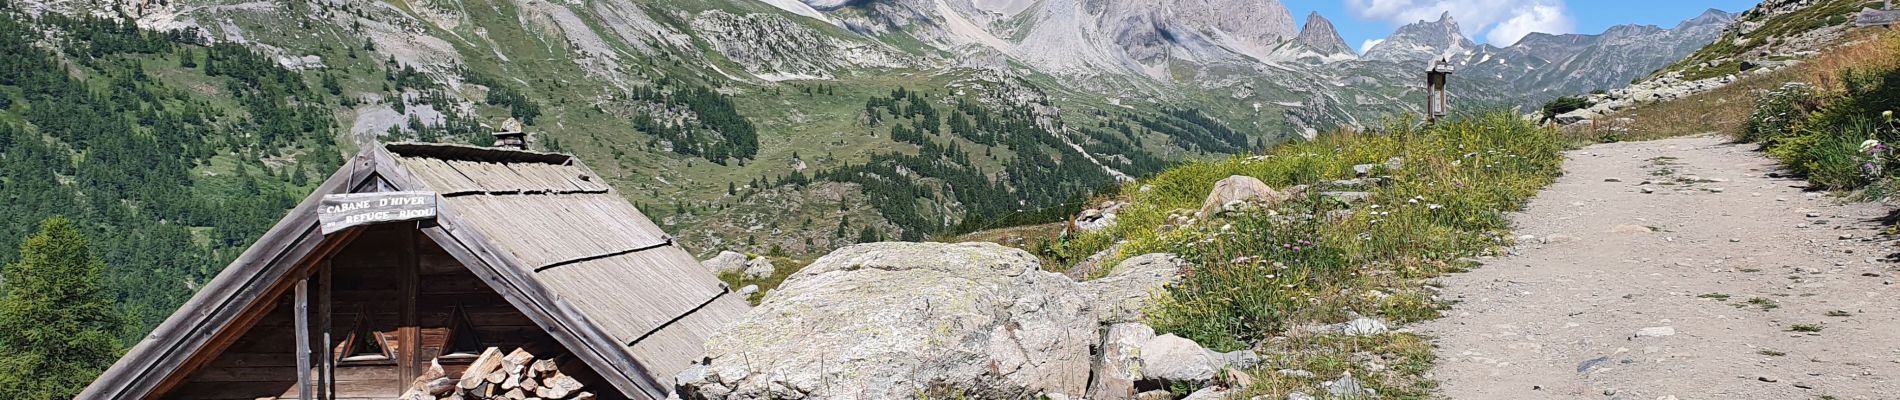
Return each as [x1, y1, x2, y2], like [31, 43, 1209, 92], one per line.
[1427, 203, 1443, 210]
[1885, 110, 1894, 121]
[1862, 139, 1882, 154]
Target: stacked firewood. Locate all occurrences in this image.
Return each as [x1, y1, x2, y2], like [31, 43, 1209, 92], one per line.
[401, 347, 594, 400]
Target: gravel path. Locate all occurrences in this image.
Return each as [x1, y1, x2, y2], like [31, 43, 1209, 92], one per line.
[1421, 136, 1900, 399]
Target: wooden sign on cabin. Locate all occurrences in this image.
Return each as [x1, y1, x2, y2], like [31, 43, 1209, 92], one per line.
[318, 191, 439, 234]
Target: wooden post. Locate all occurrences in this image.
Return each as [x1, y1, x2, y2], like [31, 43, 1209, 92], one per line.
[294, 278, 313, 400]
[319, 261, 334, 400]
[398, 228, 421, 388]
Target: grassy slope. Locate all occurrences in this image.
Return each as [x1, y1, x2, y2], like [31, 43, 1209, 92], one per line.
[1593, 27, 1893, 141]
[1044, 114, 1564, 397]
[1655, 0, 1879, 81]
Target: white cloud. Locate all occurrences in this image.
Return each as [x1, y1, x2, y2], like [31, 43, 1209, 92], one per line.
[1359, 38, 1386, 53]
[1485, 4, 1574, 45]
[1345, 0, 1576, 44]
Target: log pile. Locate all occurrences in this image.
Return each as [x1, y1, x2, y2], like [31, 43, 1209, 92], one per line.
[400, 347, 595, 400]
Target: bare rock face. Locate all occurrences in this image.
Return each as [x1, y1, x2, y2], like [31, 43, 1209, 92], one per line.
[1292, 12, 1353, 57]
[678, 242, 1095, 399]
[1082, 253, 1186, 324]
[1198, 175, 1287, 217]
[1075, 200, 1128, 233]
[1086, 323, 1261, 399]
[701, 251, 749, 275]
[741, 257, 776, 279]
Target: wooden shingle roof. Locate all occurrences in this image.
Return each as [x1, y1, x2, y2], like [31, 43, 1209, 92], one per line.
[385, 143, 747, 380]
[79, 143, 747, 400]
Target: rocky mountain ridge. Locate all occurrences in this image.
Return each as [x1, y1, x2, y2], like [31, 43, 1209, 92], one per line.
[1552, 0, 1875, 125]
[14, 0, 1747, 259]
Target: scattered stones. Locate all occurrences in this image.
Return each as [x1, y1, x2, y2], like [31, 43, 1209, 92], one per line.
[1605, 177, 1624, 182]
[1328, 317, 1390, 336]
[1351, 157, 1403, 177]
[1541, 234, 1579, 244]
[1577, 356, 1611, 374]
[1321, 191, 1374, 203]
[1610, 224, 1654, 234]
[1278, 369, 1316, 378]
[1322, 373, 1368, 397]
[1135, 390, 1172, 400]
[1286, 392, 1316, 400]
[1633, 326, 1676, 338]
[1181, 387, 1230, 400]
[1757, 376, 1779, 383]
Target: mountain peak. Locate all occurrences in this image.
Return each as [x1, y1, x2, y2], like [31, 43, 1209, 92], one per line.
[1362, 10, 1475, 65]
[1293, 11, 1354, 56]
[1679, 8, 1737, 29]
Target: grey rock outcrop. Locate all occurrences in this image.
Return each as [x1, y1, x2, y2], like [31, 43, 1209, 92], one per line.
[678, 242, 1095, 399]
[1083, 253, 1186, 324]
[681, 243, 1246, 399]
[702, 251, 749, 275]
[741, 257, 776, 279]
[1087, 323, 1260, 399]
[1075, 200, 1128, 233]
[1199, 175, 1288, 216]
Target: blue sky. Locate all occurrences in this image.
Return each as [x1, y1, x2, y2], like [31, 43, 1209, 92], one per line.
[1283, 0, 1763, 52]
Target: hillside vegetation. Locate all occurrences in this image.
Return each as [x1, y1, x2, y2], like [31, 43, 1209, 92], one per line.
[1042, 114, 1563, 397]
[0, 11, 348, 342]
[1736, 31, 1900, 195]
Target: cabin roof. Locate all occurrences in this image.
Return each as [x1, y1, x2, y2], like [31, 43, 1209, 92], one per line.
[80, 142, 746, 400]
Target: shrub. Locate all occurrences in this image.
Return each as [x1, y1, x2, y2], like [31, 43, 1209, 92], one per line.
[1792, 122, 1877, 190]
[1539, 96, 1593, 122]
[1742, 82, 1819, 145]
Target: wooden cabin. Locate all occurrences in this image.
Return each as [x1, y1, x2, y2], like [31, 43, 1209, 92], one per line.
[79, 142, 749, 400]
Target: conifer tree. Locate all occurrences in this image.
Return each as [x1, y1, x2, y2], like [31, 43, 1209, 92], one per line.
[0, 217, 125, 400]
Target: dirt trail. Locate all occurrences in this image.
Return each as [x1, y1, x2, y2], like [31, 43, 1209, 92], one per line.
[1421, 136, 1900, 399]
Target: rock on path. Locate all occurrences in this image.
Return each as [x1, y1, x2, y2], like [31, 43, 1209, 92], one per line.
[1422, 136, 1900, 399]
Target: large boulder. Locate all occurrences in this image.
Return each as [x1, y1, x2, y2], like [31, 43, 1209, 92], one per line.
[1075, 201, 1128, 233]
[702, 251, 749, 275]
[1088, 323, 1154, 399]
[1198, 176, 1287, 216]
[1082, 253, 1186, 324]
[741, 256, 776, 279]
[678, 242, 1096, 399]
[1086, 323, 1260, 399]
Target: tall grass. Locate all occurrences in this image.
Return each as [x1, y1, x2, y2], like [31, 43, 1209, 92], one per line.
[1587, 31, 1898, 142]
[1051, 113, 1564, 395]
[1737, 32, 1900, 192]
